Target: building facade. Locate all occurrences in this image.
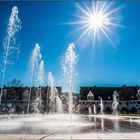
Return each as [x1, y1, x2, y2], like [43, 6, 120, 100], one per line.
[79, 85, 140, 114]
[0, 86, 62, 113]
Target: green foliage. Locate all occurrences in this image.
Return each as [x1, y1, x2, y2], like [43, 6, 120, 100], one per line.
[7, 78, 23, 87]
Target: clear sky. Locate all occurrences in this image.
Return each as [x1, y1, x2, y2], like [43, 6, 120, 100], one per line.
[0, 1, 140, 92]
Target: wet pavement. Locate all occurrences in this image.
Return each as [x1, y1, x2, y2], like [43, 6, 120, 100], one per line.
[0, 114, 139, 139]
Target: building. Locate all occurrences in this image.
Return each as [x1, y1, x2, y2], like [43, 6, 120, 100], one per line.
[0, 86, 62, 113]
[1, 85, 140, 114]
[79, 85, 140, 114]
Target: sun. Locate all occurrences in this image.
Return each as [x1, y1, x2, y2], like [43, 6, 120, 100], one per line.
[68, 1, 122, 46]
[88, 12, 110, 30]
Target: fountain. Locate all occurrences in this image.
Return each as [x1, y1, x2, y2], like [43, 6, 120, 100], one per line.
[0, 3, 140, 140]
[112, 90, 119, 115]
[48, 72, 55, 114]
[88, 106, 92, 115]
[56, 95, 63, 114]
[35, 60, 44, 113]
[62, 43, 78, 115]
[37, 60, 44, 86]
[93, 104, 97, 115]
[93, 104, 97, 123]
[27, 43, 43, 113]
[48, 73, 63, 114]
[32, 95, 40, 114]
[113, 118, 120, 132]
[0, 6, 21, 105]
[101, 117, 104, 131]
[100, 98, 104, 115]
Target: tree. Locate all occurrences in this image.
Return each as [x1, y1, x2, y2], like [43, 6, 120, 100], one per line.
[7, 78, 23, 87]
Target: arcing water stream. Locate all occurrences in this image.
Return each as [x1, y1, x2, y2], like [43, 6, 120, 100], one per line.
[0, 6, 21, 105]
[62, 43, 78, 115]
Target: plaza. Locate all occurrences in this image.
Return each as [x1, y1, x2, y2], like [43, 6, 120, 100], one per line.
[0, 114, 139, 139]
[0, 1, 140, 140]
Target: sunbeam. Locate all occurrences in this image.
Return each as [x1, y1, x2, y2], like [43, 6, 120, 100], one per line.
[68, 1, 123, 46]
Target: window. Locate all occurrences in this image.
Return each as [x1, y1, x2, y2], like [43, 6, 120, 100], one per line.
[87, 91, 94, 100]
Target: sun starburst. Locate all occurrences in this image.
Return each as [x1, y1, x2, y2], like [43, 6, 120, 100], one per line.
[68, 2, 122, 46]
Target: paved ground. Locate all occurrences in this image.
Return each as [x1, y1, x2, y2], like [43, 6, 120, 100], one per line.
[0, 115, 140, 139]
[0, 132, 140, 140]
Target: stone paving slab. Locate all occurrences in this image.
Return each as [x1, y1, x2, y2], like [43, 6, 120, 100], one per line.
[43, 135, 71, 140]
[95, 133, 129, 139]
[120, 132, 140, 140]
[0, 134, 41, 140]
[71, 133, 100, 139]
[0, 133, 140, 140]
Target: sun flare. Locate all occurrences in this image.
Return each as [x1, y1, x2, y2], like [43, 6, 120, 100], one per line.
[68, 2, 122, 46]
[88, 11, 110, 30]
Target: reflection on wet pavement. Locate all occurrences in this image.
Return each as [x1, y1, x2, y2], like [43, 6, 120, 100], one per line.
[0, 114, 139, 135]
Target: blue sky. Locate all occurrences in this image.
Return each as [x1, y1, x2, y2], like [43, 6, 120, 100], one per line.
[0, 1, 140, 91]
